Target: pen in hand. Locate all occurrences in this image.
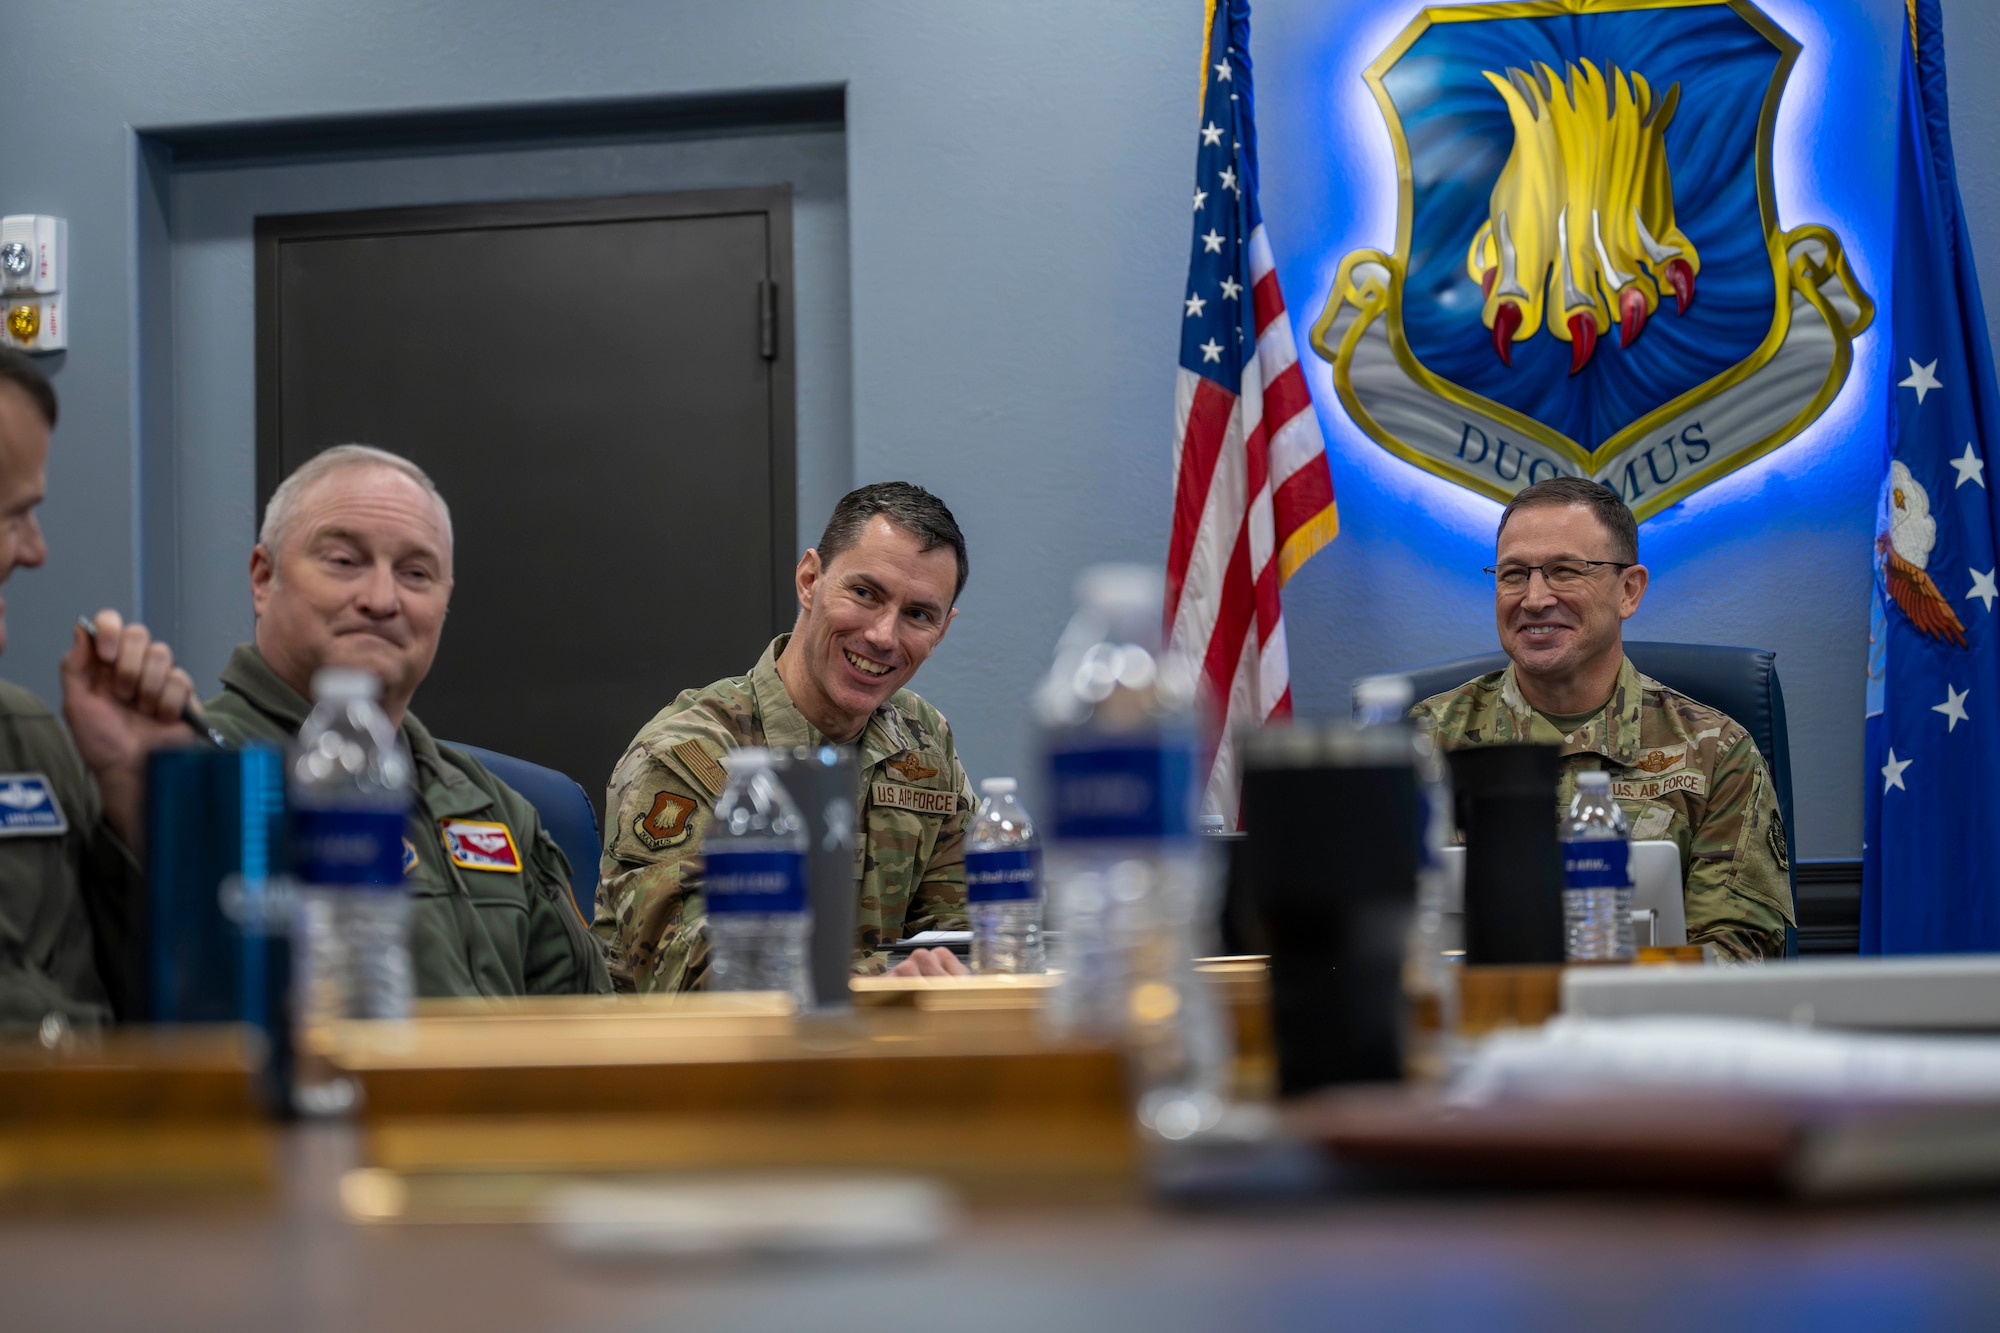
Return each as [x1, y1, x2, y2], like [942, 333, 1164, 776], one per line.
[76, 615, 229, 749]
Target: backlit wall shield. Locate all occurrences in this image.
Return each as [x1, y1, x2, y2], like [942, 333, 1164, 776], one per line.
[1310, 0, 1872, 519]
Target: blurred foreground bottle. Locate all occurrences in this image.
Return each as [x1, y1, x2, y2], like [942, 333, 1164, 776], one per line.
[1354, 673, 1459, 1079]
[966, 777, 1044, 974]
[1038, 564, 1229, 1139]
[704, 748, 813, 1007]
[1562, 770, 1636, 963]
[290, 668, 413, 1115]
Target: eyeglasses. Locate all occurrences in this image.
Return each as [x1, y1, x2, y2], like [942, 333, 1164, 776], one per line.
[1484, 559, 1634, 591]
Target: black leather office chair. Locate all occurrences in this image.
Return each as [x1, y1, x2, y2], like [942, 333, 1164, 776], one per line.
[1366, 641, 1798, 956]
[445, 742, 603, 925]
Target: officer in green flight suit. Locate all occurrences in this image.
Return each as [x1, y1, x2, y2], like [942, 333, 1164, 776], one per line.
[0, 349, 202, 1025]
[200, 445, 607, 997]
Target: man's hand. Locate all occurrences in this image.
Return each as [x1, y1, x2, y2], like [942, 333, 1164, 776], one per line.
[888, 945, 969, 978]
[59, 610, 196, 850]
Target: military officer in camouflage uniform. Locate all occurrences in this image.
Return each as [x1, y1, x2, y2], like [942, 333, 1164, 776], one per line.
[202, 446, 608, 997]
[598, 482, 976, 991]
[1411, 476, 1793, 960]
[0, 350, 202, 1024]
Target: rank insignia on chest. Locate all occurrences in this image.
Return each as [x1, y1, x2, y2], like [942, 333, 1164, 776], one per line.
[0, 773, 66, 837]
[402, 837, 420, 875]
[440, 819, 522, 873]
[885, 752, 938, 782]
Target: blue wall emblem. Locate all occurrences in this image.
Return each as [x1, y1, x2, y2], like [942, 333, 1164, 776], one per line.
[1310, 0, 1873, 519]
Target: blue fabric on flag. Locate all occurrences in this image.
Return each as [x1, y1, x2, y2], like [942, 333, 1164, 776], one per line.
[1862, 0, 2000, 952]
[1179, 0, 1261, 391]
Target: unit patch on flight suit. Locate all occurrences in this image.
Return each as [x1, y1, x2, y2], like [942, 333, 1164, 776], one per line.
[441, 819, 523, 873]
[0, 773, 67, 837]
[634, 791, 696, 851]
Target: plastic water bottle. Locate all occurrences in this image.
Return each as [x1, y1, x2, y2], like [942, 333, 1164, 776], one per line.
[1563, 770, 1636, 962]
[967, 777, 1044, 974]
[703, 748, 813, 1007]
[1038, 564, 1229, 1140]
[1354, 673, 1460, 1076]
[290, 668, 414, 1114]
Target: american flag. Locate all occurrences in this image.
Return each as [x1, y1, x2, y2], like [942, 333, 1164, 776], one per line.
[1165, 0, 1339, 823]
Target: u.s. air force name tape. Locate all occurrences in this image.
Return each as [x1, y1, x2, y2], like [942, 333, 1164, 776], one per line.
[870, 782, 956, 816]
[1610, 772, 1707, 801]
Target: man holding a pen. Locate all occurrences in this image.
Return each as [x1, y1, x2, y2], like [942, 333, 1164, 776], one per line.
[0, 349, 199, 1026]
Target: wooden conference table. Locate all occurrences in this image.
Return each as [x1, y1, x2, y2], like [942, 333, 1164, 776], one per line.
[5, 973, 2000, 1329]
[4, 1123, 2000, 1330]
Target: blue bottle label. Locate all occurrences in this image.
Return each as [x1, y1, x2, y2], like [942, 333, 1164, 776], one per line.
[293, 807, 407, 888]
[1048, 743, 1195, 840]
[1562, 838, 1631, 890]
[966, 848, 1041, 903]
[704, 848, 808, 914]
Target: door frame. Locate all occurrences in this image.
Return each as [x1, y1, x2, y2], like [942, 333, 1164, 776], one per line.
[253, 185, 799, 631]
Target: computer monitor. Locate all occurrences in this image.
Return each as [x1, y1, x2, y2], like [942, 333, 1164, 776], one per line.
[1438, 840, 1686, 947]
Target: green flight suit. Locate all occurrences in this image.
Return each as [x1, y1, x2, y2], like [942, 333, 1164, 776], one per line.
[202, 645, 609, 998]
[0, 678, 143, 1026]
[595, 634, 974, 993]
[1412, 655, 1794, 961]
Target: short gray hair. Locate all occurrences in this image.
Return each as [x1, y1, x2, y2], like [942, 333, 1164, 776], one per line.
[259, 445, 454, 559]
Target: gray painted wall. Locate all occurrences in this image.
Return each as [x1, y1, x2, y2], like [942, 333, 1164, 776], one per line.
[166, 129, 851, 696]
[0, 0, 1988, 861]
[0, 0, 1199, 817]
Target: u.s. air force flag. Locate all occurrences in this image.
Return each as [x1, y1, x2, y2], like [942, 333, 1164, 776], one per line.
[1863, 0, 2000, 952]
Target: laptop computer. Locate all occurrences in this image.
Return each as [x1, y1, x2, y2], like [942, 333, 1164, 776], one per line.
[1438, 840, 1686, 947]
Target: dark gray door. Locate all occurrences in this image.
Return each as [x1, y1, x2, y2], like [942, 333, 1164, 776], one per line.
[256, 189, 795, 812]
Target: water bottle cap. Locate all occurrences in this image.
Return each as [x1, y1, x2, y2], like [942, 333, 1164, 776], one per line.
[1072, 563, 1164, 614]
[310, 667, 381, 702]
[1197, 813, 1227, 832]
[721, 746, 773, 774]
[979, 777, 1017, 796]
[1578, 769, 1611, 788]
[1353, 674, 1415, 710]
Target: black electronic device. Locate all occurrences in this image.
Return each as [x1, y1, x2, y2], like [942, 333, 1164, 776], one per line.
[1240, 727, 1420, 1096]
[1447, 743, 1565, 965]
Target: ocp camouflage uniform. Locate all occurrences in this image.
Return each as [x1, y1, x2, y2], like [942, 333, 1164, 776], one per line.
[0, 679, 143, 1026]
[1411, 655, 1794, 961]
[595, 634, 973, 992]
[203, 645, 610, 998]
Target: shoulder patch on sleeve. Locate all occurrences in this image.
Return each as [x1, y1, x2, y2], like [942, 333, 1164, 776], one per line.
[671, 739, 729, 799]
[0, 773, 66, 837]
[635, 791, 698, 851]
[1768, 815, 1789, 871]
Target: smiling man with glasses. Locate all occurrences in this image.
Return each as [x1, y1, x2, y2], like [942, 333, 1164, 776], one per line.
[1410, 476, 1793, 960]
